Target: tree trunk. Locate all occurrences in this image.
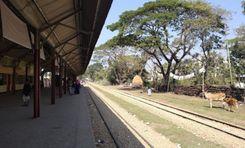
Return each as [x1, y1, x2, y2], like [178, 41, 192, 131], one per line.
[158, 61, 172, 92]
[112, 68, 120, 84]
[204, 63, 208, 85]
[165, 62, 172, 92]
[162, 74, 170, 92]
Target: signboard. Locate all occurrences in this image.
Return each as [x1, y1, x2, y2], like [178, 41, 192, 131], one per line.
[1, 0, 31, 49]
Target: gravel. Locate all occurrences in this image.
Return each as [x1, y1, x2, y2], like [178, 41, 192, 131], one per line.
[86, 90, 116, 148]
[89, 86, 176, 148]
[109, 89, 245, 148]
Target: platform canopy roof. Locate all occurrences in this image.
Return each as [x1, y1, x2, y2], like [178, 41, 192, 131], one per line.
[3, 0, 112, 74]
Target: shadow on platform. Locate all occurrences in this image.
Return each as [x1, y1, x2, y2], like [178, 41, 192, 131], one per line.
[0, 88, 95, 148]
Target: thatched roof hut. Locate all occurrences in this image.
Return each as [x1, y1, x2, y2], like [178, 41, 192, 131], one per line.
[132, 75, 143, 88]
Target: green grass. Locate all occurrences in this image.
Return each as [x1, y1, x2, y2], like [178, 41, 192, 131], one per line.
[118, 89, 245, 127]
[91, 85, 223, 148]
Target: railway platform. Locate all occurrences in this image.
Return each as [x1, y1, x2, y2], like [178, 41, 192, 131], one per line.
[0, 88, 95, 148]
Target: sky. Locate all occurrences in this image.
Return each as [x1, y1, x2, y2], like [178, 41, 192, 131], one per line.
[95, 0, 245, 47]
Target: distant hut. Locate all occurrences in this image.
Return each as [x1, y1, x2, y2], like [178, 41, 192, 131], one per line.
[132, 75, 143, 88]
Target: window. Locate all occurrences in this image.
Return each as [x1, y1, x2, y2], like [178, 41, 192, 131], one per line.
[0, 73, 6, 85]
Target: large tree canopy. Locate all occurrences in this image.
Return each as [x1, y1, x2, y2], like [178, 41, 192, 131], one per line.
[94, 43, 149, 84]
[106, 0, 226, 91]
[85, 63, 104, 82]
[229, 25, 245, 78]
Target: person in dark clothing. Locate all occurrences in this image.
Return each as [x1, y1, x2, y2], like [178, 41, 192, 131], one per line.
[68, 78, 73, 95]
[74, 80, 80, 94]
[22, 79, 31, 106]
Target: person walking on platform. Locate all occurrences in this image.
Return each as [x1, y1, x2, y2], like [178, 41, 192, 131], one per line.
[74, 80, 81, 94]
[22, 79, 31, 106]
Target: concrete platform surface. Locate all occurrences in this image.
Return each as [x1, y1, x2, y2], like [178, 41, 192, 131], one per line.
[0, 87, 95, 148]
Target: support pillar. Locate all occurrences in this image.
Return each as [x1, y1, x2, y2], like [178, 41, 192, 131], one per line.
[33, 30, 40, 118]
[51, 50, 56, 104]
[41, 73, 44, 88]
[6, 74, 10, 92]
[25, 64, 28, 81]
[73, 74, 76, 82]
[63, 64, 67, 94]
[12, 66, 16, 93]
[59, 58, 62, 98]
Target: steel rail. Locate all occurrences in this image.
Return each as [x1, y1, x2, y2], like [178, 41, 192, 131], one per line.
[87, 88, 153, 148]
[115, 91, 245, 141]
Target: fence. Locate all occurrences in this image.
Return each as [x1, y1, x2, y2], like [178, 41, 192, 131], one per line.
[173, 85, 245, 101]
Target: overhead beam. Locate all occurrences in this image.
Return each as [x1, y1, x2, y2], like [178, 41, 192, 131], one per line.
[40, 8, 83, 32]
[86, 0, 101, 60]
[32, 0, 63, 51]
[66, 42, 77, 47]
[57, 43, 67, 54]
[67, 57, 81, 65]
[58, 23, 91, 35]
[61, 46, 88, 57]
[42, 24, 58, 44]
[51, 32, 80, 50]
[65, 52, 77, 61]
[67, 58, 80, 66]
[61, 46, 79, 57]
[69, 60, 81, 66]
[66, 54, 80, 63]
[64, 46, 87, 60]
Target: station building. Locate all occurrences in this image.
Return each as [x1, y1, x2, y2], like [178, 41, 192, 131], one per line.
[0, 0, 112, 118]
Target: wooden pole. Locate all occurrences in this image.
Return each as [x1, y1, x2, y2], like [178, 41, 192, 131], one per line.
[7, 74, 10, 92]
[25, 64, 28, 81]
[33, 30, 40, 118]
[12, 66, 16, 93]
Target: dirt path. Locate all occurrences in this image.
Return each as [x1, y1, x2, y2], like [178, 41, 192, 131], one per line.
[92, 84, 245, 148]
[89, 85, 177, 148]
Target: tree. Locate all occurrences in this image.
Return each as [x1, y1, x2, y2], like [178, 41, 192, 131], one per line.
[106, 54, 148, 84]
[230, 45, 245, 77]
[235, 25, 245, 38]
[85, 63, 104, 81]
[107, 0, 226, 91]
[229, 25, 245, 79]
[192, 8, 227, 84]
[95, 43, 149, 85]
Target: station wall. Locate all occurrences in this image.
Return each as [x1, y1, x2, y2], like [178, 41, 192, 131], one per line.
[0, 65, 33, 93]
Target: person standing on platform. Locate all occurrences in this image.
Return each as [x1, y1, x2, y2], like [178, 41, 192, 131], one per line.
[22, 79, 31, 106]
[74, 80, 81, 94]
[147, 87, 152, 96]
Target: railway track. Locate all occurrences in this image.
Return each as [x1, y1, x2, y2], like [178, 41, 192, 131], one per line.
[113, 90, 245, 141]
[87, 88, 153, 148]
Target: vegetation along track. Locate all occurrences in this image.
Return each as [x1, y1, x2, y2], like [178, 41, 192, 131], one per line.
[87, 88, 153, 148]
[114, 90, 245, 141]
